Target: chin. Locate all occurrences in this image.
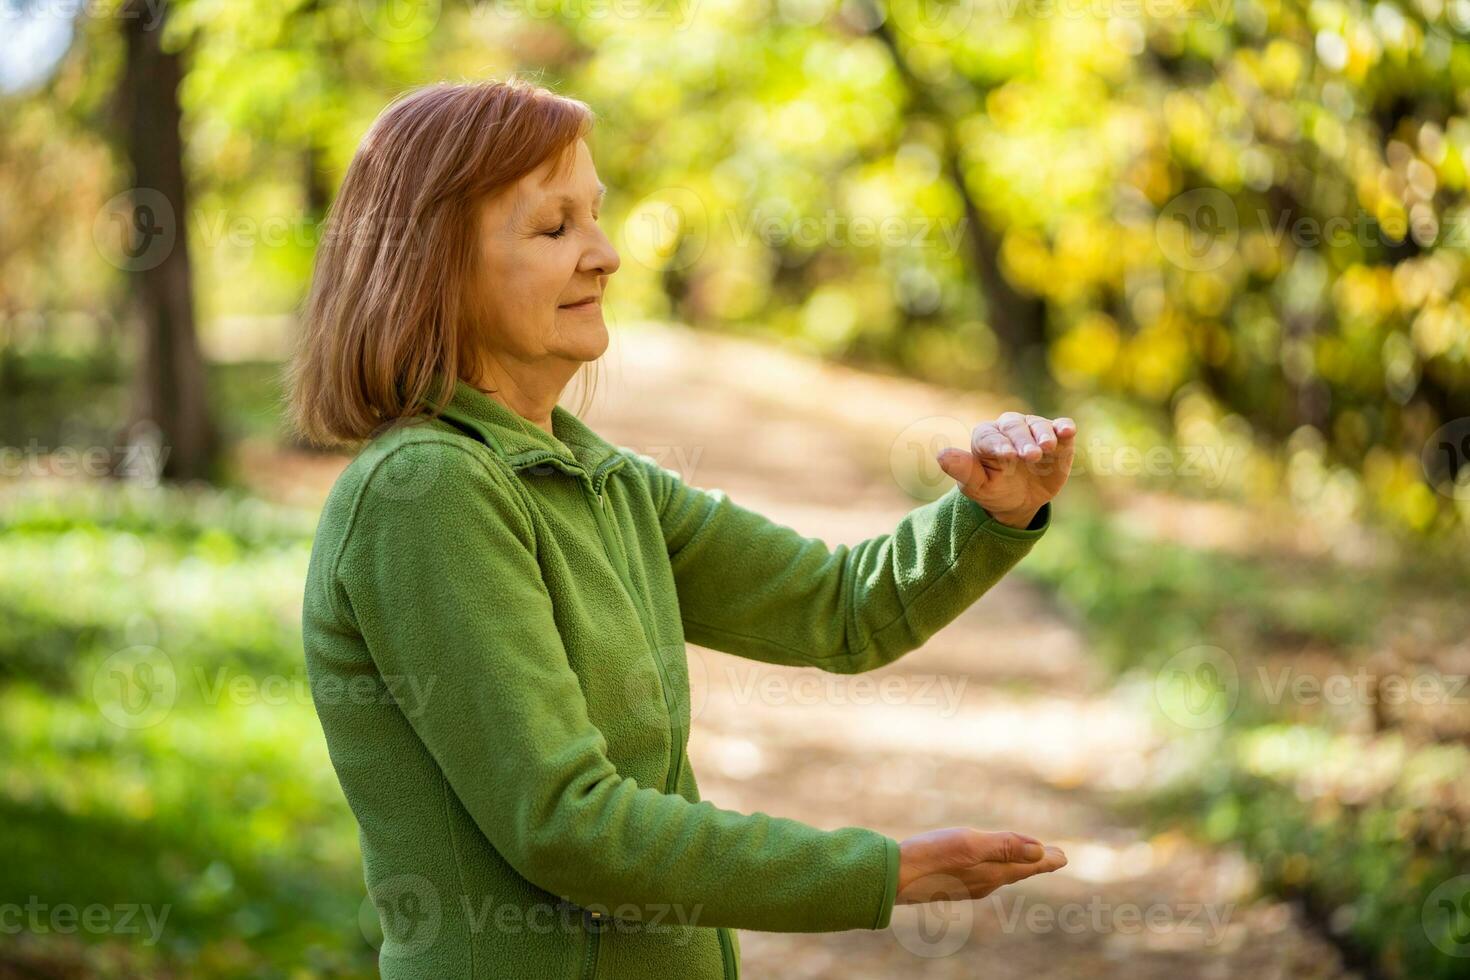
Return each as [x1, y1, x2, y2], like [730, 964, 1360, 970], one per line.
[556, 312, 610, 361]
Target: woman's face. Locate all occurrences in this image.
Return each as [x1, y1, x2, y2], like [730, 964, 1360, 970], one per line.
[467, 138, 620, 372]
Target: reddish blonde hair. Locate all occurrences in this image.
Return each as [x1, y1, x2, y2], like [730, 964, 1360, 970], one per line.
[288, 76, 596, 446]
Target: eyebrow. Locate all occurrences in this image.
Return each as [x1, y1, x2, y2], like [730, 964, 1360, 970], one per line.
[534, 181, 606, 215]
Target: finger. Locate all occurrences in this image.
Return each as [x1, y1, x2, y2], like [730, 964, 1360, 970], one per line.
[936, 446, 989, 493]
[998, 411, 1041, 461]
[957, 844, 1068, 898]
[1026, 415, 1058, 453]
[964, 830, 1046, 866]
[1025, 845, 1069, 875]
[995, 845, 1068, 885]
[1052, 417, 1077, 474]
[970, 422, 1015, 466]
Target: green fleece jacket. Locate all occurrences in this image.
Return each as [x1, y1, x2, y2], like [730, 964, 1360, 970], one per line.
[300, 379, 1050, 980]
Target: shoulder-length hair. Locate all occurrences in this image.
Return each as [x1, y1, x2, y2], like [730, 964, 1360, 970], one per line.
[288, 76, 597, 447]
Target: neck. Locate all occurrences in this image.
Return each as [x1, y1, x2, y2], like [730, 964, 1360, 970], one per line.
[463, 356, 576, 438]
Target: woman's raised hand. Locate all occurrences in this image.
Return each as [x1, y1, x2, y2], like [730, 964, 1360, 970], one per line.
[895, 828, 1068, 905]
[935, 413, 1077, 529]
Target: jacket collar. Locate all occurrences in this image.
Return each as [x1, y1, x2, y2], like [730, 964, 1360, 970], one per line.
[428, 377, 623, 478]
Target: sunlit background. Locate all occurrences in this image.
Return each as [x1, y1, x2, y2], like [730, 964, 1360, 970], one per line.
[2, 0, 1468, 976]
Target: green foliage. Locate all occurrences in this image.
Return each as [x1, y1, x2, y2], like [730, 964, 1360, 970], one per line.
[0, 483, 374, 978]
[7, 0, 1470, 526]
[1148, 728, 1470, 980]
[1020, 496, 1470, 978]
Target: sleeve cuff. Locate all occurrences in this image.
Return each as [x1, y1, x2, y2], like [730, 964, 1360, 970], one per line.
[872, 834, 901, 930]
[957, 491, 1052, 542]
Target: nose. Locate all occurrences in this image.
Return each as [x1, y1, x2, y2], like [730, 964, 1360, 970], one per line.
[580, 223, 620, 279]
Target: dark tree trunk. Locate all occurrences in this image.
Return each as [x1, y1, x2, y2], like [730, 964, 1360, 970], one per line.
[120, 0, 216, 482]
[865, 8, 1048, 392]
[304, 145, 333, 229]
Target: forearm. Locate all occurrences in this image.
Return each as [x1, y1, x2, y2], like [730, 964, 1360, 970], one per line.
[517, 772, 902, 932]
[654, 462, 1051, 673]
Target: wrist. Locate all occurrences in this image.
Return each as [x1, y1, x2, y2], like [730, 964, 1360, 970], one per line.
[986, 504, 1041, 529]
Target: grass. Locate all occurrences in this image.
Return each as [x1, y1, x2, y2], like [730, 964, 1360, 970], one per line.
[0, 480, 376, 978]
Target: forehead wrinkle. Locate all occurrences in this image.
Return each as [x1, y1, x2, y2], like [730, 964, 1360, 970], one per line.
[527, 179, 607, 216]
[555, 181, 607, 209]
[506, 176, 607, 230]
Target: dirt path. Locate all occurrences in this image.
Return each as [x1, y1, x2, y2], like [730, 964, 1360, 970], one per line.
[584, 320, 1353, 979]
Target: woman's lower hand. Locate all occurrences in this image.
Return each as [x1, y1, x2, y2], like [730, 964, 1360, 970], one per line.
[895, 828, 1068, 905]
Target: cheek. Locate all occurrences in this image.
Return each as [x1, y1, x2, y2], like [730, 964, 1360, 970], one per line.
[532, 245, 578, 297]
[476, 238, 575, 330]
[478, 248, 536, 312]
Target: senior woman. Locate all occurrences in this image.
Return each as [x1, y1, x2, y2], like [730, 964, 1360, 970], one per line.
[291, 78, 1072, 980]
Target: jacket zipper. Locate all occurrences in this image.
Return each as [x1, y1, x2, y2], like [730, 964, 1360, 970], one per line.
[588, 455, 723, 978]
[586, 458, 684, 797]
[527, 450, 690, 977]
[717, 926, 736, 980]
[579, 909, 604, 980]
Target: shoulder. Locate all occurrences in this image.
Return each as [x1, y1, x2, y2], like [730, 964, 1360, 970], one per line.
[319, 422, 531, 549]
[360, 427, 504, 501]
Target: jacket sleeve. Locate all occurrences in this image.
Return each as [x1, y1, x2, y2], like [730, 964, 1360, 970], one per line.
[626, 452, 1051, 675]
[331, 438, 901, 934]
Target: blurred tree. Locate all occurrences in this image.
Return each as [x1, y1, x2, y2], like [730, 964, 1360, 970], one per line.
[118, 0, 216, 480]
[5, 0, 1469, 516]
[863, 0, 1050, 389]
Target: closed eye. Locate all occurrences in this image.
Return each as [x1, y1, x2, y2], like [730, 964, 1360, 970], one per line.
[543, 222, 567, 239]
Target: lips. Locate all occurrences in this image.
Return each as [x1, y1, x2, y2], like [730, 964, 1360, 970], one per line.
[559, 295, 599, 309]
